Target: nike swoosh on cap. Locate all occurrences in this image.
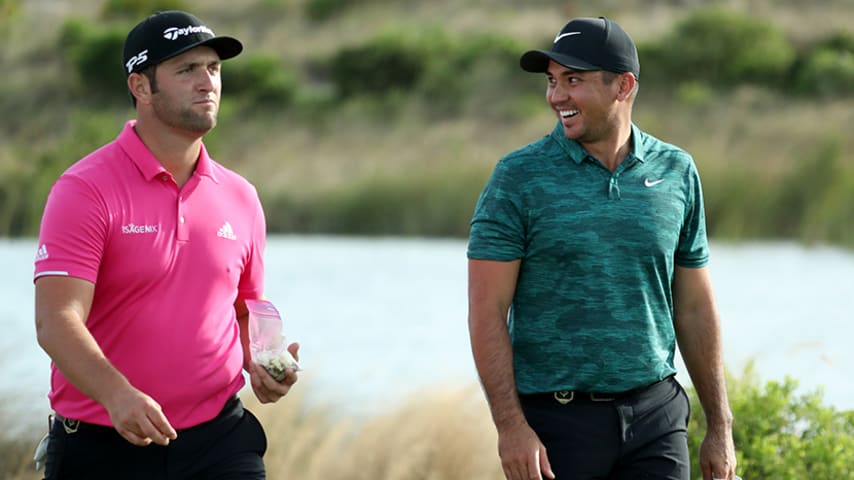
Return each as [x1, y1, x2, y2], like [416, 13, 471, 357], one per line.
[553, 31, 581, 43]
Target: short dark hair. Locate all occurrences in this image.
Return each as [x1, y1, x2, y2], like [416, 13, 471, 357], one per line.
[601, 70, 639, 100]
[129, 64, 159, 107]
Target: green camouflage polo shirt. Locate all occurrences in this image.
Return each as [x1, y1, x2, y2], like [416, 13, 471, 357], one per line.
[468, 121, 709, 394]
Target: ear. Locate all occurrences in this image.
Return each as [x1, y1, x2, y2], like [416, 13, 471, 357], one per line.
[127, 72, 152, 105]
[616, 72, 636, 101]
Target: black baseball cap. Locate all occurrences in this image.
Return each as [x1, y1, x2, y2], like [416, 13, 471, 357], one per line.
[123, 10, 243, 76]
[520, 17, 639, 79]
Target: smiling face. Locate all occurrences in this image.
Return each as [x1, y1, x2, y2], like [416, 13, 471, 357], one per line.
[148, 46, 222, 135]
[545, 60, 627, 145]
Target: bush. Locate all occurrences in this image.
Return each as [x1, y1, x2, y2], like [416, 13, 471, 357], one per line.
[644, 8, 795, 88]
[792, 33, 854, 97]
[326, 26, 530, 116]
[59, 18, 130, 102]
[418, 32, 529, 115]
[687, 364, 854, 479]
[222, 53, 299, 107]
[328, 30, 431, 98]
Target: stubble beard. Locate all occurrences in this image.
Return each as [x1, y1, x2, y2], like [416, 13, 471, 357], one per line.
[152, 94, 218, 135]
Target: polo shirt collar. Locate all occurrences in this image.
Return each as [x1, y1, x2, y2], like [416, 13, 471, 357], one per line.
[548, 121, 646, 165]
[117, 120, 219, 183]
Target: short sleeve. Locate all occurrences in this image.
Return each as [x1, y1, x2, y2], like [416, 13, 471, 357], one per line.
[675, 163, 710, 268]
[34, 175, 108, 283]
[237, 190, 266, 299]
[467, 160, 526, 261]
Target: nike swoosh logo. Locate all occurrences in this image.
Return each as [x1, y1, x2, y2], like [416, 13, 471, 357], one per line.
[644, 178, 665, 187]
[554, 32, 581, 43]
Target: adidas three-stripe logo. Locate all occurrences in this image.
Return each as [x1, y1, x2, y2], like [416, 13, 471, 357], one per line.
[217, 222, 237, 240]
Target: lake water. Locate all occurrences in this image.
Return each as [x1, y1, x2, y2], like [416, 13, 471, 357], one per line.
[2, 235, 852, 434]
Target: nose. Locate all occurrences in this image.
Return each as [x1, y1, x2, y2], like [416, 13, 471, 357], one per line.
[548, 81, 569, 105]
[197, 69, 218, 92]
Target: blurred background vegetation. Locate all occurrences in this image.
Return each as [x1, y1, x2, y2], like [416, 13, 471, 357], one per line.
[0, 0, 852, 246]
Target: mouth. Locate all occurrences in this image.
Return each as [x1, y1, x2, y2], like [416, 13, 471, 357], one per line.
[558, 108, 579, 119]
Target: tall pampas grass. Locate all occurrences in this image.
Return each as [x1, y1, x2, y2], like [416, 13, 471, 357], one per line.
[245, 383, 504, 479]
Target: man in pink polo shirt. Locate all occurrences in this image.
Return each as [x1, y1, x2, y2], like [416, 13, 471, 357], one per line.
[33, 10, 298, 479]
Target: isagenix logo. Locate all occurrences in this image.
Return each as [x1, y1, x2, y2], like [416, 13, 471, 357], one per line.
[122, 223, 159, 234]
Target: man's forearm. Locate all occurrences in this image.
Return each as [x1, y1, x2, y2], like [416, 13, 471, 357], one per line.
[469, 311, 526, 431]
[675, 305, 733, 429]
[37, 314, 133, 410]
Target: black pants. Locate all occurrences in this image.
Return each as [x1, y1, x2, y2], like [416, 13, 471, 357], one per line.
[520, 376, 691, 480]
[44, 396, 267, 480]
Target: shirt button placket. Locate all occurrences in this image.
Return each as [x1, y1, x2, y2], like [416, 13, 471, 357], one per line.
[177, 195, 189, 241]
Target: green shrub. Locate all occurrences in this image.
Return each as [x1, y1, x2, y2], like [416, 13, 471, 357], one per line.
[793, 40, 854, 97]
[101, 0, 188, 20]
[687, 364, 854, 479]
[222, 53, 298, 107]
[647, 8, 795, 88]
[418, 32, 529, 115]
[59, 18, 130, 102]
[328, 29, 433, 98]
[327, 26, 529, 114]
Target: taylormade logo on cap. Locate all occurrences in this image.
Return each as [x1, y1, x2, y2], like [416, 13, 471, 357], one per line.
[163, 25, 215, 41]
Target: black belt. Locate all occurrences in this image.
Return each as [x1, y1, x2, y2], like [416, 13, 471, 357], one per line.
[522, 376, 673, 405]
[52, 413, 109, 434]
[53, 395, 240, 434]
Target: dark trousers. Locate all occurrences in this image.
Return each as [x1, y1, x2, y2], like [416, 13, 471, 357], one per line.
[519, 376, 691, 480]
[44, 396, 267, 480]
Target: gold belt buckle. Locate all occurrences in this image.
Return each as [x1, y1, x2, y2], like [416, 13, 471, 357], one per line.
[61, 417, 80, 434]
[553, 390, 574, 405]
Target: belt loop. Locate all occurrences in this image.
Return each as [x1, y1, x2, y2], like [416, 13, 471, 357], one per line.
[554, 391, 574, 404]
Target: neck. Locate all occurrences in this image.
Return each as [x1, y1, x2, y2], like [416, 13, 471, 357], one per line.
[580, 120, 633, 173]
[133, 117, 204, 187]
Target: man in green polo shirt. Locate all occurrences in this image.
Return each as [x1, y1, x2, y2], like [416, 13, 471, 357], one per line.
[467, 16, 737, 480]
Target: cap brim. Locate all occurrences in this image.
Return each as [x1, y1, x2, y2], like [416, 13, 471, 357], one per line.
[202, 36, 243, 61]
[519, 50, 601, 73]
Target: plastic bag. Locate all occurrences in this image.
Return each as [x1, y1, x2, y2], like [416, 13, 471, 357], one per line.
[246, 299, 300, 381]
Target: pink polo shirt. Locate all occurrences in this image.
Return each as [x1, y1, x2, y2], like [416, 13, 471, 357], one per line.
[34, 120, 265, 429]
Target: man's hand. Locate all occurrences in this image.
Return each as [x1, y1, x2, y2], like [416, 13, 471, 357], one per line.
[498, 420, 555, 480]
[103, 387, 177, 447]
[700, 427, 737, 480]
[249, 342, 299, 403]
